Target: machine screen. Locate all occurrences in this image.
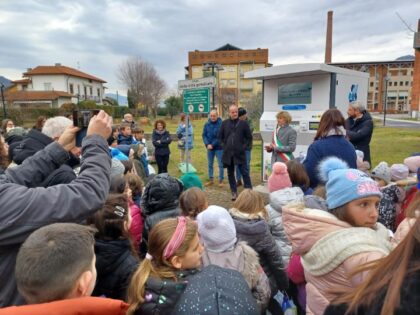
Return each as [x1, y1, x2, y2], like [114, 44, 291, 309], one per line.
[309, 122, 319, 130]
[278, 82, 312, 105]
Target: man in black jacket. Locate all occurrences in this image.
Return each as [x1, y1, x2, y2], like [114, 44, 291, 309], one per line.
[218, 105, 253, 200]
[345, 101, 374, 166]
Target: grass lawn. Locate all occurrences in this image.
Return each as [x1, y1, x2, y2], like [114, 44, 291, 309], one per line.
[140, 116, 420, 185]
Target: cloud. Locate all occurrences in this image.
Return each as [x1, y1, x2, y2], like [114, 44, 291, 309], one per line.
[0, 0, 419, 95]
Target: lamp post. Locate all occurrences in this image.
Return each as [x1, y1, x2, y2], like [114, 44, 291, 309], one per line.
[203, 62, 223, 110]
[0, 83, 6, 119]
[383, 75, 389, 126]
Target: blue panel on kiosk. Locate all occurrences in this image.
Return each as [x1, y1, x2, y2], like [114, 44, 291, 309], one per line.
[281, 105, 307, 110]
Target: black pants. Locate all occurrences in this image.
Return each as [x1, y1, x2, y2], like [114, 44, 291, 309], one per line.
[156, 154, 169, 174]
[226, 158, 252, 193]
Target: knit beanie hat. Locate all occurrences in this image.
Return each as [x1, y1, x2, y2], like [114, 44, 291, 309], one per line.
[319, 157, 382, 210]
[180, 173, 203, 190]
[197, 206, 237, 253]
[268, 162, 292, 192]
[111, 158, 125, 177]
[390, 164, 409, 181]
[371, 161, 391, 184]
[404, 156, 420, 173]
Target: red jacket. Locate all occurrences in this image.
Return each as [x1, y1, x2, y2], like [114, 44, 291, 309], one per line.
[0, 297, 129, 315]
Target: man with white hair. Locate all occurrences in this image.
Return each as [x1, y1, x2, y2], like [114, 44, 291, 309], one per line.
[345, 101, 374, 165]
[122, 113, 137, 129]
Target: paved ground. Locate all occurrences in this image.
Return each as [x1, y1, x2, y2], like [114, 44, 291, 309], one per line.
[371, 113, 420, 129]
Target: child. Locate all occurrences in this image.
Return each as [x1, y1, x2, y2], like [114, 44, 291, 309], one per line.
[3, 223, 128, 314]
[126, 173, 144, 209]
[179, 187, 208, 219]
[87, 194, 139, 300]
[126, 217, 203, 315]
[130, 143, 149, 178]
[229, 189, 289, 297]
[266, 162, 304, 265]
[197, 205, 271, 312]
[355, 149, 370, 173]
[283, 157, 393, 315]
[286, 159, 313, 195]
[371, 161, 405, 231]
[176, 113, 194, 163]
[118, 123, 133, 145]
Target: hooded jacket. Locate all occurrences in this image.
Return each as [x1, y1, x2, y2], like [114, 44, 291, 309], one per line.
[202, 117, 223, 150]
[93, 239, 139, 300]
[266, 187, 304, 265]
[139, 173, 183, 256]
[0, 136, 111, 307]
[176, 122, 194, 150]
[152, 129, 172, 156]
[282, 204, 393, 315]
[345, 111, 374, 165]
[201, 241, 271, 311]
[230, 209, 289, 294]
[0, 297, 128, 315]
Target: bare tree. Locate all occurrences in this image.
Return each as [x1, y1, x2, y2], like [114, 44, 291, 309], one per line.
[118, 57, 166, 116]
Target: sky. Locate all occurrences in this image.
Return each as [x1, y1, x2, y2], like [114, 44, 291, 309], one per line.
[0, 0, 419, 96]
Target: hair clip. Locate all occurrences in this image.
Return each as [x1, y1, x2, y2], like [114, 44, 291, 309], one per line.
[114, 205, 126, 217]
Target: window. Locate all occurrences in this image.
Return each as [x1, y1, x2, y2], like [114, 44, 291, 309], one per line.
[89, 87, 93, 95]
[69, 83, 74, 94]
[394, 82, 397, 86]
[77, 85, 80, 94]
[399, 81, 403, 86]
[84, 86, 87, 97]
[370, 82, 374, 87]
[44, 83, 52, 90]
[388, 81, 392, 86]
[405, 81, 409, 86]
[97, 88, 100, 97]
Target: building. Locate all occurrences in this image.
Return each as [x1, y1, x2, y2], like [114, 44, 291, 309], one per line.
[185, 44, 270, 113]
[6, 63, 106, 108]
[331, 56, 415, 113]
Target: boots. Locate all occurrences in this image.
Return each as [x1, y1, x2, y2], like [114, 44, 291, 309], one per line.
[204, 179, 214, 187]
[218, 179, 224, 187]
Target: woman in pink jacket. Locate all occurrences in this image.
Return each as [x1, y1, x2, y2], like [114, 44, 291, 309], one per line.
[283, 157, 393, 315]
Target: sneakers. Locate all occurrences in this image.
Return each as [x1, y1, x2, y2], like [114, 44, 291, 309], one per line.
[218, 180, 224, 188]
[236, 179, 243, 187]
[204, 179, 214, 187]
[231, 192, 237, 201]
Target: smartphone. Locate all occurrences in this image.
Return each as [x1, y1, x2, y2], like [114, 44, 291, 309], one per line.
[73, 110, 100, 147]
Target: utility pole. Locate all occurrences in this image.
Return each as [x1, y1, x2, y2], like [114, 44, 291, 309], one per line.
[383, 76, 389, 126]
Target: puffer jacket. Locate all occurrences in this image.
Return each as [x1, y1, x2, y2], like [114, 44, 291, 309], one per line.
[12, 129, 52, 164]
[176, 123, 194, 150]
[282, 203, 393, 315]
[93, 239, 139, 301]
[229, 208, 289, 294]
[201, 241, 271, 312]
[140, 173, 183, 256]
[266, 187, 304, 265]
[129, 200, 143, 249]
[393, 217, 416, 245]
[202, 117, 223, 150]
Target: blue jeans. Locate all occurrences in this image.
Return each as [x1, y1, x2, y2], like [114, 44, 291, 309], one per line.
[236, 150, 251, 181]
[207, 149, 224, 181]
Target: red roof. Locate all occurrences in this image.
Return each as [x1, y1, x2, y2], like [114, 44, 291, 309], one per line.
[24, 65, 107, 83]
[5, 90, 73, 102]
[11, 78, 31, 84]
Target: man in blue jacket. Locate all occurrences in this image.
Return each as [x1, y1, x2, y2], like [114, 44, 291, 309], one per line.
[202, 109, 224, 187]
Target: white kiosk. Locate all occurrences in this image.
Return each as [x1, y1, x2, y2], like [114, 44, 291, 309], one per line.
[245, 63, 369, 181]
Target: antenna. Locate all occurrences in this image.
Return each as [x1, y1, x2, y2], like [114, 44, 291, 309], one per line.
[395, 12, 415, 33]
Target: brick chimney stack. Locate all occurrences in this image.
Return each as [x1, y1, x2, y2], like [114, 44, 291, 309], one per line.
[325, 11, 333, 64]
[411, 19, 420, 117]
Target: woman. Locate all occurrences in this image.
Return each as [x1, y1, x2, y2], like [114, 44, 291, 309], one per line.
[324, 217, 420, 315]
[0, 135, 9, 174]
[265, 111, 297, 166]
[152, 119, 172, 174]
[1, 119, 14, 134]
[33, 116, 46, 131]
[303, 108, 357, 188]
[176, 113, 193, 163]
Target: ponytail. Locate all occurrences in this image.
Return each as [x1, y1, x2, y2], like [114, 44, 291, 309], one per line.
[127, 259, 153, 315]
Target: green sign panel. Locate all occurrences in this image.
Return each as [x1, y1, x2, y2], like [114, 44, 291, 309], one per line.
[183, 88, 210, 114]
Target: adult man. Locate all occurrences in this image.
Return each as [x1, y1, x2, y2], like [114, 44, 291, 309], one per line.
[202, 109, 224, 187]
[0, 110, 112, 307]
[345, 101, 374, 166]
[218, 105, 253, 200]
[122, 113, 137, 129]
[235, 107, 254, 186]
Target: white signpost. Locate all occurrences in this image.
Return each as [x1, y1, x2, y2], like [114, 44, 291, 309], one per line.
[178, 77, 216, 90]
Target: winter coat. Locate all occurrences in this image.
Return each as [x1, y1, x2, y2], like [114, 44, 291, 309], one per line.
[229, 208, 289, 294]
[173, 265, 260, 315]
[282, 204, 393, 315]
[93, 239, 139, 300]
[324, 271, 420, 315]
[218, 118, 252, 166]
[140, 173, 183, 256]
[117, 134, 133, 146]
[135, 269, 198, 315]
[393, 217, 416, 245]
[202, 117, 223, 150]
[129, 200, 143, 249]
[201, 241, 271, 311]
[345, 111, 374, 165]
[271, 124, 297, 165]
[266, 187, 304, 265]
[0, 297, 128, 315]
[244, 118, 255, 151]
[152, 129, 172, 156]
[378, 184, 405, 231]
[303, 135, 357, 188]
[0, 135, 111, 307]
[176, 122, 194, 150]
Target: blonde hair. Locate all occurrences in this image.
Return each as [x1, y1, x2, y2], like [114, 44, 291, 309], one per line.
[233, 189, 268, 219]
[126, 218, 197, 315]
[179, 187, 208, 219]
[276, 111, 292, 124]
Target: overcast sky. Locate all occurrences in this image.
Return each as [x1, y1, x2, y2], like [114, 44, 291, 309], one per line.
[0, 0, 419, 96]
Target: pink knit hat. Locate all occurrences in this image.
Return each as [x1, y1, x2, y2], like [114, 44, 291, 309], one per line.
[268, 162, 292, 192]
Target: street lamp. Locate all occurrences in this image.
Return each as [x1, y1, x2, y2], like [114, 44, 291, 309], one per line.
[383, 75, 390, 126]
[0, 83, 6, 119]
[203, 62, 223, 110]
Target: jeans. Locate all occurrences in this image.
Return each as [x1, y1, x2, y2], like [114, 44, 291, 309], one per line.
[227, 158, 252, 193]
[236, 150, 251, 181]
[207, 149, 224, 181]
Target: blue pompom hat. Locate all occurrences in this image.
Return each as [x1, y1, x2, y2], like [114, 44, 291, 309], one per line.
[319, 157, 382, 210]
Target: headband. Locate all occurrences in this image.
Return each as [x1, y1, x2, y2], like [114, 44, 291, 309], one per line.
[163, 216, 187, 259]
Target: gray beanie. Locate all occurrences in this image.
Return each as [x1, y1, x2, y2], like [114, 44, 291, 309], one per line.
[371, 161, 391, 184]
[197, 206, 237, 253]
[111, 158, 125, 177]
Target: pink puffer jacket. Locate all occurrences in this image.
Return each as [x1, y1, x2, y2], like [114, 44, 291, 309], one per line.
[129, 200, 143, 249]
[283, 204, 392, 315]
